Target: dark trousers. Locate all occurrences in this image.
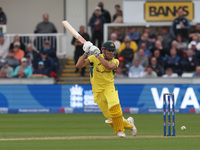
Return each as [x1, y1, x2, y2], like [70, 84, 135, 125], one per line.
[92, 30, 103, 49]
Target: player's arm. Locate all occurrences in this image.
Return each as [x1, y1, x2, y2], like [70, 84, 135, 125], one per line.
[76, 41, 93, 68]
[98, 56, 118, 70]
[76, 54, 90, 68]
[89, 45, 118, 70]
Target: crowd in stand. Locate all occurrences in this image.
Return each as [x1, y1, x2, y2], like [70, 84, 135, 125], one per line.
[113, 20, 200, 78]
[0, 35, 59, 78]
[0, 12, 59, 78]
[87, 3, 200, 78]
[2, 3, 200, 79]
[108, 7, 200, 78]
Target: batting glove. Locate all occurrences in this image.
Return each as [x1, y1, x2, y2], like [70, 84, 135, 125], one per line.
[83, 41, 93, 53]
[89, 46, 101, 57]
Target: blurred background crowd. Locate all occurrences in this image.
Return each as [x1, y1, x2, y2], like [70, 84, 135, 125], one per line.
[1, 1, 200, 79]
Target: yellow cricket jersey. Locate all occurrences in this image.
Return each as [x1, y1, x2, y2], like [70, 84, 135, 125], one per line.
[87, 54, 119, 93]
[118, 41, 138, 57]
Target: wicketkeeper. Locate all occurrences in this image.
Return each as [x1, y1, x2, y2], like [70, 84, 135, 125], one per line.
[76, 41, 137, 138]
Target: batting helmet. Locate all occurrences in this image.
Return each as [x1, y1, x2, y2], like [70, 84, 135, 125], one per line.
[102, 41, 116, 51]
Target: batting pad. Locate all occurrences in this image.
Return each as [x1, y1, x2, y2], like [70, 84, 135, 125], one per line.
[105, 119, 133, 129]
[109, 104, 124, 134]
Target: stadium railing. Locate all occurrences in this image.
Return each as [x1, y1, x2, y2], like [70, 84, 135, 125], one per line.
[4, 33, 67, 57]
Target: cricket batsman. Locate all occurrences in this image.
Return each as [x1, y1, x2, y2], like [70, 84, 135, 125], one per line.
[76, 41, 137, 138]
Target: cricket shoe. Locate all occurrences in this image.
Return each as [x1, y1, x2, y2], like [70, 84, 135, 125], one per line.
[117, 131, 126, 138]
[127, 117, 137, 136]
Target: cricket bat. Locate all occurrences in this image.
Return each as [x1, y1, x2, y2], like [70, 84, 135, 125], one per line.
[62, 20, 86, 44]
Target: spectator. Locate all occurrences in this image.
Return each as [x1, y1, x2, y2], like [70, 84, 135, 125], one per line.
[126, 26, 140, 44]
[33, 51, 54, 77]
[12, 42, 25, 63]
[150, 57, 164, 77]
[190, 41, 200, 60]
[153, 49, 165, 67]
[13, 58, 32, 78]
[144, 25, 157, 46]
[119, 56, 130, 76]
[142, 65, 157, 78]
[34, 13, 57, 33]
[26, 43, 39, 62]
[171, 40, 179, 52]
[189, 23, 200, 40]
[171, 8, 191, 41]
[170, 41, 178, 57]
[151, 40, 166, 57]
[157, 34, 171, 56]
[0, 69, 7, 78]
[157, 34, 163, 42]
[40, 40, 59, 73]
[174, 34, 187, 58]
[118, 36, 138, 57]
[119, 39, 134, 66]
[98, 2, 111, 23]
[113, 10, 123, 24]
[110, 33, 121, 52]
[188, 36, 200, 51]
[183, 49, 198, 73]
[13, 68, 26, 78]
[9, 35, 26, 54]
[164, 48, 183, 76]
[113, 4, 121, 21]
[34, 13, 57, 50]
[89, 6, 106, 49]
[71, 25, 90, 76]
[115, 56, 126, 77]
[25, 54, 33, 70]
[0, 7, 7, 24]
[0, 59, 13, 78]
[138, 33, 153, 51]
[128, 58, 144, 78]
[175, 34, 188, 51]
[156, 34, 164, 45]
[162, 68, 178, 77]
[160, 26, 173, 52]
[193, 66, 200, 77]
[0, 34, 9, 58]
[115, 66, 123, 77]
[137, 42, 151, 58]
[112, 27, 124, 42]
[4, 49, 19, 69]
[33, 61, 50, 77]
[134, 48, 149, 69]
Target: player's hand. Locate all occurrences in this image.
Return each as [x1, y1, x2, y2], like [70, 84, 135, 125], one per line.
[90, 46, 100, 57]
[83, 41, 93, 53]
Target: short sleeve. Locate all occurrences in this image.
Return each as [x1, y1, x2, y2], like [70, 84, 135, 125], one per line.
[113, 59, 119, 68]
[87, 55, 96, 63]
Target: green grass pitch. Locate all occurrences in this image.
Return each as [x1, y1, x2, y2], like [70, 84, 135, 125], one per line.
[0, 113, 200, 150]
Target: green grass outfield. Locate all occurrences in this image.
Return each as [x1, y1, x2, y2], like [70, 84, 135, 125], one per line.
[0, 113, 200, 150]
